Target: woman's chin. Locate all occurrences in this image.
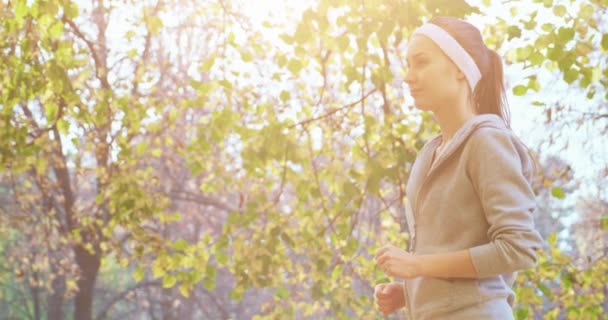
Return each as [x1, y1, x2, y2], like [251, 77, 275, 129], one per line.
[413, 100, 431, 111]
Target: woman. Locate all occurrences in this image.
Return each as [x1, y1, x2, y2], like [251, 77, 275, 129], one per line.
[373, 16, 544, 319]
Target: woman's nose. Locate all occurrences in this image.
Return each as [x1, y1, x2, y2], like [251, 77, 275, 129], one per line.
[404, 68, 415, 85]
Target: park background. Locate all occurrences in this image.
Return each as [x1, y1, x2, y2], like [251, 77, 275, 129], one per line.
[0, 0, 607, 319]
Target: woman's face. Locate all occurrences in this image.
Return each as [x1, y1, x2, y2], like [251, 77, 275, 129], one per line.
[405, 35, 465, 112]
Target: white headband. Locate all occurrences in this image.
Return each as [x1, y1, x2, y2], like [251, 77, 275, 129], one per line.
[412, 23, 482, 90]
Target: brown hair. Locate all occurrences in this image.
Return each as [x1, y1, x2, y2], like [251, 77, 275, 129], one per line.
[429, 16, 510, 126]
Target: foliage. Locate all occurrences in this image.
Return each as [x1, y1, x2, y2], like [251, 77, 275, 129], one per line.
[0, 0, 606, 319]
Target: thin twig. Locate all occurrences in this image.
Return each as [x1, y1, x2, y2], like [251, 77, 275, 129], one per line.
[288, 89, 377, 129]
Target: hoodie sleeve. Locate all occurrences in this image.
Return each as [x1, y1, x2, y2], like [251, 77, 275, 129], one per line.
[466, 127, 544, 278]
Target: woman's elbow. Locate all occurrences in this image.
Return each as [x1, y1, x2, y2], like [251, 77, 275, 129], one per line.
[508, 243, 541, 271]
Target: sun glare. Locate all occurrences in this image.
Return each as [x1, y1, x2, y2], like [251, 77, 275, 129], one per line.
[238, 0, 313, 25]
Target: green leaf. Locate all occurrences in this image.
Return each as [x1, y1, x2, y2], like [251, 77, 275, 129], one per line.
[331, 265, 343, 280]
[529, 52, 544, 66]
[531, 101, 545, 107]
[342, 238, 358, 257]
[200, 56, 216, 72]
[546, 46, 563, 61]
[558, 53, 575, 71]
[229, 287, 244, 301]
[179, 284, 191, 298]
[563, 69, 578, 84]
[547, 232, 557, 246]
[551, 187, 566, 199]
[507, 25, 521, 40]
[585, 86, 595, 99]
[515, 307, 529, 320]
[552, 5, 566, 17]
[280, 232, 295, 248]
[287, 59, 304, 75]
[557, 27, 574, 43]
[354, 51, 366, 67]
[49, 21, 64, 39]
[151, 148, 162, 158]
[152, 260, 165, 278]
[216, 251, 229, 266]
[45, 103, 59, 122]
[579, 3, 594, 20]
[600, 212, 608, 230]
[172, 239, 189, 251]
[135, 142, 148, 156]
[64, 2, 79, 19]
[203, 276, 216, 290]
[275, 287, 290, 299]
[512, 85, 527, 96]
[57, 118, 70, 135]
[146, 15, 163, 35]
[279, 33, 293, 44]
[218, 79, 232, 90]
[601, 34, 608, 52]
[537, 282, 553, 298]
[127, 48, 138, 59]
[294, 20, 311, 44]
[541, 23, 553, 33]
[562, 272, 574, 291]
[15, 0, 28, 22]
[336, 35, 350, 51]
[280, 90, 290, 102]
[162, 274, 177, 288]
[516, 45, 533, 61]
[240, 51, 253, 62]
[343, 181, 359, 198]
[528, 77, 541, 92]
[133, 267, 144, 282]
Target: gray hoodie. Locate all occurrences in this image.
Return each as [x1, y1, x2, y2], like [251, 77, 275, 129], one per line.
[402, 114, 544, 319]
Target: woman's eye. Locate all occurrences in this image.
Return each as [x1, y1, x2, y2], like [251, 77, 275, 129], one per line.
[408, 60, 426, 68]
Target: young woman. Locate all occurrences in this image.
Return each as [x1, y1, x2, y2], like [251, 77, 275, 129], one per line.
[373, 16, 544, 319]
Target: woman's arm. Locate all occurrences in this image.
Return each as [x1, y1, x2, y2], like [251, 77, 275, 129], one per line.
[377, 128, 544, 280]
[375, 245, 477, 279]
[466, 127, 544, 278]
[417, 250, 477, 278]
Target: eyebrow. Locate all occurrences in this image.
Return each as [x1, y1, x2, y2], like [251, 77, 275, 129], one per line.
[406, 52, 428, 63]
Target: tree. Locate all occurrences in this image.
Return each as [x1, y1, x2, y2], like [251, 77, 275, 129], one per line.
[2, 0, 607, 319]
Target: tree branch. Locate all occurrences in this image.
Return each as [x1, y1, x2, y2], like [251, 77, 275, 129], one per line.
[62, 16, 110, 89]
[169, 190, 238, 213]
[94, 280, 161, 320]
[288, 89, 377, 129]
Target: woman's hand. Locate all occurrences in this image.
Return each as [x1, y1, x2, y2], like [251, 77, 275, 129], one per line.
[374, 282, 406, 316]
[374, 244, 422, 279]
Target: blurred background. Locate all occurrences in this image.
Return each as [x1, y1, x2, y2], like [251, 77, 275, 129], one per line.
[0, 0, 606, 319]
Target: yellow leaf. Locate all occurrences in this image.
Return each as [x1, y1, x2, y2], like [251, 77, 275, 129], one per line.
[179, 284, 190, 298]
[133, 267, 144, 282]
[162, 274, 176, 288]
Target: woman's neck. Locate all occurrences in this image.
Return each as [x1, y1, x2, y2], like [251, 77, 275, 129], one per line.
[434, 98, 476, 141]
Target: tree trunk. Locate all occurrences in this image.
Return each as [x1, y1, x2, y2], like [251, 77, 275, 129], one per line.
[161, 288, 177, 320]
[29, 272, 41, 320]
[47, 273, 66, 320]
[73, 246, 101, 320]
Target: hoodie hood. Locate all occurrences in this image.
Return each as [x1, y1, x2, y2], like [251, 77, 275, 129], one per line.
[424, 113, 510, 174]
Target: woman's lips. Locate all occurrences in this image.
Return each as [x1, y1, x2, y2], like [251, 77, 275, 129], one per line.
[410, 89, 422, 96]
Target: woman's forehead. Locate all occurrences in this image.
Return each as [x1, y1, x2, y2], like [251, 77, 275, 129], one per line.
[406, 35, 441, 58]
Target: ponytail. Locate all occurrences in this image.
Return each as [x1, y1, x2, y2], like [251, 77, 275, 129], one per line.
[474, 48, 510, 127]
